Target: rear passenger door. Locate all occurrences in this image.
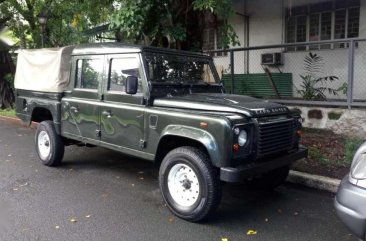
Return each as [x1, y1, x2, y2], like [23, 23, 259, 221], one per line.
[100, 54, 146, 154]
[61, 56, 105, 144]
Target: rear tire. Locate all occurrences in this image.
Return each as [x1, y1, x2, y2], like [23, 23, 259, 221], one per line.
[247, 165, 290, 190]
[159, 146, 221, 222]
[35, 121, 64, 166]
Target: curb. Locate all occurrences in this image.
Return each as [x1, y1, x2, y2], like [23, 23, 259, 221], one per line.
[0, 115, 38, 129]
[287, 170, 341, 193]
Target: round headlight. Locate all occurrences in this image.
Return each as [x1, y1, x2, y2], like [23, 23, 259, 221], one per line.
[351, 153, 366, 180]
[238, 130, 248, 146]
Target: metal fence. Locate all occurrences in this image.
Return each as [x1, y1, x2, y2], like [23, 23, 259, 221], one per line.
[208, 38, 366, 109]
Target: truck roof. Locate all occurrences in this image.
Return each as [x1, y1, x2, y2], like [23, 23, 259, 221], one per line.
[15, 46, 75, 93]
[14, 43, 210, 93]
[72, 42, 208, 57]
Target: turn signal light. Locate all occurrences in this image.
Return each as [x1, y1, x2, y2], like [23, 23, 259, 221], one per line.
[200, 122, 208, 128]
[233, 144, 239, 152]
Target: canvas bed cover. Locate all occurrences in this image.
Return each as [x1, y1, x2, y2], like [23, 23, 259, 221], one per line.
[14, 46, 75, 92]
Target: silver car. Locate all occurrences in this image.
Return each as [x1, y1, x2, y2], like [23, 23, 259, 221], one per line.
[335, 142, 366, 240]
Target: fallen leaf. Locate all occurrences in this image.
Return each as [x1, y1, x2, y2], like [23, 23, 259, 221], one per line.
[247, 229, 257, 235]
[168, 217, 174, 222]
[85, 215, 91, 218]
[70, 218, 77, 223]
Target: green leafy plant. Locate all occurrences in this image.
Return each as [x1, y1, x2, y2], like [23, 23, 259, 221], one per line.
[109, 0, 240, 50]
[297, 52, 347, 100]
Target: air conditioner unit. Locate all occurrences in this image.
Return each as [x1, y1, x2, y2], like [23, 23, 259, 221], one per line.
[261, 53, 283, 65]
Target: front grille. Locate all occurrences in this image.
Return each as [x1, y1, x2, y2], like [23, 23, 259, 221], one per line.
[257, 118, 294, 156]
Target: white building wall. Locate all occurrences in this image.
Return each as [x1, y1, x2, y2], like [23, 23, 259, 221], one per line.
[247, 0, 284, 46]
[214, 0, 366, 99]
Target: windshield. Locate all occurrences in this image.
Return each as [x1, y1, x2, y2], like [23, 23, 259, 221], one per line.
[144, 52, 219, 85]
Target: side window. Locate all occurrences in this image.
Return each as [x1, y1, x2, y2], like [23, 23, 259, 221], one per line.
[109, 57, 143, 93]
[75, 59, 102, 90]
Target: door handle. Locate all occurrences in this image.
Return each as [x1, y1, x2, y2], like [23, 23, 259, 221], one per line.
[70, 106, 79, 113]
[102, 110, 113, 118]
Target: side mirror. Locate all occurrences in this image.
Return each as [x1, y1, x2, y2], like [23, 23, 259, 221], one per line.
[126, 76, 138, 95]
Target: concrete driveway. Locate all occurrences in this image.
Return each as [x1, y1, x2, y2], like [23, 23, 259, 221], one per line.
[0, 119, 357, 241]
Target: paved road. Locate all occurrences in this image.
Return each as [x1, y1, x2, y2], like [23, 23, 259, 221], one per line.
[0, 118, 357, 241]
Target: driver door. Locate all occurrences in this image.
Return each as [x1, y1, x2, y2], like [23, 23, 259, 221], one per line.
[100, 54, 146, 153]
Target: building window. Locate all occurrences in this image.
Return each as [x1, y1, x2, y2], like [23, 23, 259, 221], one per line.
[203, 24, 228, 57]
[285, 0, 360, 51]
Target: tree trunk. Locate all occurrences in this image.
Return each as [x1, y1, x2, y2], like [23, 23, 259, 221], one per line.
[0, 51, 15, 109]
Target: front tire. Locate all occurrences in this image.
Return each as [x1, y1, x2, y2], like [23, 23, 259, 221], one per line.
[159, 147, 221, 222]
[35, 121, 64, 166]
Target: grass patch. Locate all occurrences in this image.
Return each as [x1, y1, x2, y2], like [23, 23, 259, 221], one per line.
[308, 146, 336, 166]
[344, 138, 364, 166]
[0, 108, 16, 117]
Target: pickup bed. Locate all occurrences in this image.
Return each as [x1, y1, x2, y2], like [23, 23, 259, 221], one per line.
[15, 43, 307, 221]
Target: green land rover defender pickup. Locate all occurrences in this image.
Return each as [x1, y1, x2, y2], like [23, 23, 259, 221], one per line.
[15, 43, 307, 221]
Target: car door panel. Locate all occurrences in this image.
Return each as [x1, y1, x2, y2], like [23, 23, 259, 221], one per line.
[61, 56, 105, 144]
[100, 54, 145, 151]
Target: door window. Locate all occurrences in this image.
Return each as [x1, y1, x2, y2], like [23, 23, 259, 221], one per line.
[75, 59, 103, 90]
[108, 57, 143, 93]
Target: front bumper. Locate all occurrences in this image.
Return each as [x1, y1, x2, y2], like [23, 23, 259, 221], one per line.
[335, 176, 366, 240]
[220, 147, 308, 182]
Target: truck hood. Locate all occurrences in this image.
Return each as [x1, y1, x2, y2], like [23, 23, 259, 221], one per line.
[153, 93, 289, 117]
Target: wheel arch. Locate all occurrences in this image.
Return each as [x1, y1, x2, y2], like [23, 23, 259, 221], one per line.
[31, 107, 54, 122]
[31, 107, 61, 134]
[155, 125, 220, 167]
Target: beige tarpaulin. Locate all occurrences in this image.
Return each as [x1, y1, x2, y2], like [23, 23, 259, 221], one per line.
[14, 46, 75, 92]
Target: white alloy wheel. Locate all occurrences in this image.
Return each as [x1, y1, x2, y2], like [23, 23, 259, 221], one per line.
[38, 130, 51, 159]
[167, 163, 200, 207]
